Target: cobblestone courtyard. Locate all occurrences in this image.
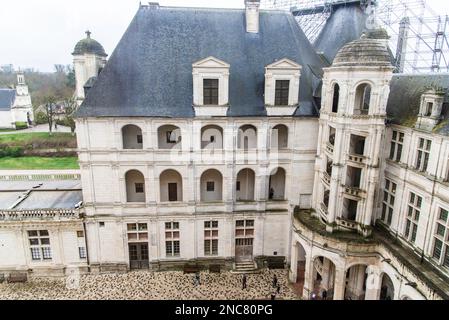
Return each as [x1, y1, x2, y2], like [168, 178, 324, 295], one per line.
[0, 269, 300, 300]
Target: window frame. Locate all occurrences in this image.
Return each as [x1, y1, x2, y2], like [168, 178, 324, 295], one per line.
[404, 192, 422, 244]
[416, 138, 432, 172]
[381, 179, 397, 226]
[204, 220, 219, 256]
[203, 78, 219, 105]
[28, 230, 52, 261]
[432, 208, 449, 268]
[389, 130, 404, 162]
[206, 181, 215, 192]
[127, 223, 148, 242]
[165, 222, 180, 257]
[274, 80, 290, 106]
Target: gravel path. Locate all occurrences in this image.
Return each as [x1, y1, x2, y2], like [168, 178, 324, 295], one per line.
[0, 269, 300, 300]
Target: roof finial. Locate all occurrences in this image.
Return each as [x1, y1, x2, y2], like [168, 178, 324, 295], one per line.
[86, 30, 91, 38]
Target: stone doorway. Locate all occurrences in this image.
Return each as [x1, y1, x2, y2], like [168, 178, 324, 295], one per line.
[235, 238, 253, 262]
[129, 243, 149, 270]
[235, 219, 254, 262]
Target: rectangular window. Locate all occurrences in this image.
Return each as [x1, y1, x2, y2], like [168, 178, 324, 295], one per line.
[127, 223, 148, 241]
[381, 179, 397, 226]
[165, 222, 180, 257]
[206, 181, 215, 192]
[28, 230, 51, 261]
[79, 247, 87, 259]
[389, 131, 404, 162]
[137, 135, 143, 144]
[275, 80, 290, 106]
[203, 79, 219, 105]
[135, 183, 144, 193]
[236, 181, 241, 191]
[77, 231, 84, 238]
[416, 138, 432, 172]
[433, 208, 449, 268]
[404, 193, 422, 244]
[204, 221, 219, 256]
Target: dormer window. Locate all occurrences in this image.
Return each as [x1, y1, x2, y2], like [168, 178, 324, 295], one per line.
[275, 80, 290, 106]
[416, 89, 445, 131]
[265, 58, 302, 116]
[425, 102, 433, 117]
[192, 56, 230, 117]
[203, 79, 219, 105]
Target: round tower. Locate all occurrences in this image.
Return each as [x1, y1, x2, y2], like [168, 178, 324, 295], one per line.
[312, 32, 395, 236]
[72, 31, 108, 104]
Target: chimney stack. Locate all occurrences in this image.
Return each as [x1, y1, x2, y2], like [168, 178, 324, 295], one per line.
[245, 0, 260, 34]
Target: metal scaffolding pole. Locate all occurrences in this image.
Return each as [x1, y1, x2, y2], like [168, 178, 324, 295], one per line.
[260, 0, 449, 73]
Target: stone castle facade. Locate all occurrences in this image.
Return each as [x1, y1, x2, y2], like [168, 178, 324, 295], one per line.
[1, 1, 449, 300]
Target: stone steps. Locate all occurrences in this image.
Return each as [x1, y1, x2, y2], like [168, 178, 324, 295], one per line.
[231, 261, 259, 274]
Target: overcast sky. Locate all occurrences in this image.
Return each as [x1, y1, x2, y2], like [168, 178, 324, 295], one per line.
[1, 0, 448, 72]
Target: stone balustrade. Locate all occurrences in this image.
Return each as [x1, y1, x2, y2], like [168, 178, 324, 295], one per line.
[0, 209, 81, 221]
[326, 142, 334, 154]
[336, 217, 358, 231]
[347, 154, 367, 165]
[322, 172, 331, 186]
[344, 186, 365, 198]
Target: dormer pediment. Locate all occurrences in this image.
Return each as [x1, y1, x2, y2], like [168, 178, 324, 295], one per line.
[192, 56, 230, 69]
[266, 58, 302, 70]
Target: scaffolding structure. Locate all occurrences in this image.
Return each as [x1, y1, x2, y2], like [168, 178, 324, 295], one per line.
[261, 0, 449, 73]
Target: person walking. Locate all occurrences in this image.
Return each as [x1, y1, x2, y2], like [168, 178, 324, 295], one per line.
[322, 290, 327, 300]
[195, 272, 201, 286]
[242, 274, 247, 290]
[272, 274, 278, 288]
[276, 284, 281, 295]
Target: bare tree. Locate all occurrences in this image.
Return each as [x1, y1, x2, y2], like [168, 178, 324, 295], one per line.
[54, 64, 66, 73]
[62, 97, 78, 135]
[45, 96, 56, 135]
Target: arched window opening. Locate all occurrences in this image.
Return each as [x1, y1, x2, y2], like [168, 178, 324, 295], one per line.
[236, 168, 255, 201]
[312, 256, 336, 300]
[122, 125, 143, 149]
[271, 125, 289, 150]
[268, 167, 286, 200]
[332, 84, 340, 113]
[354, 84, 372, 115]
[200, 169, 223, 202]
[380, 274, 395, 300]
[158, 125, 182, 150]
[238, 125, 257, 150]
[345, 265, 368, 300]
[201, 125, 223, 149]
[160, 169, 183, 202]
[125, 170, 146, 203]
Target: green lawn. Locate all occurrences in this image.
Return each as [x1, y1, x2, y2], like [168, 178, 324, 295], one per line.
[0, 157, 79, 170]
[0, 132, 74, 144]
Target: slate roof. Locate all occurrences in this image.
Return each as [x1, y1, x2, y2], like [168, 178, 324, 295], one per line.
[386, 73, 449, 135]
[313, 3, 367, 65]
[0, 89, 16, 111]
[76, 6, 326, 118]
[0, 180, 83, 210]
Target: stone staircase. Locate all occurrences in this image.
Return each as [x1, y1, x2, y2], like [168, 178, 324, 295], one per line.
[231, 261, 259, 274]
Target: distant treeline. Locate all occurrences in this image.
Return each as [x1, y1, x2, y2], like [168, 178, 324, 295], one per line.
[0, 65, 75, 108]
